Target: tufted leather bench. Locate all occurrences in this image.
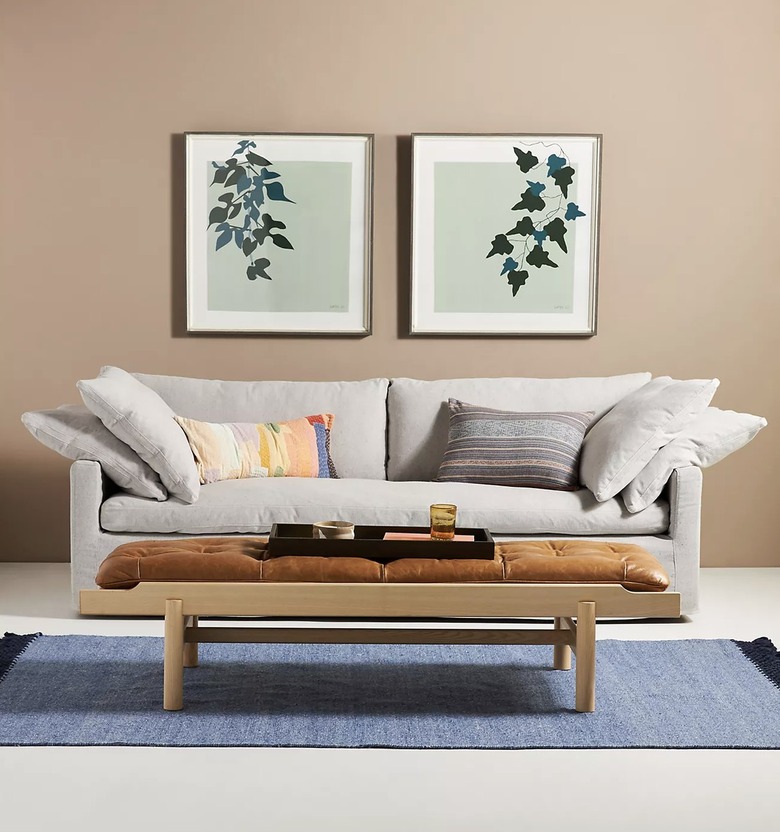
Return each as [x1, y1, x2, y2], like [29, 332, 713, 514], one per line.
[96, 538, 670, 591]
[83, 537, 679, 714]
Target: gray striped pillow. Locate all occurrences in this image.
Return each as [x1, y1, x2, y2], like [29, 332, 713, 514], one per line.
[436, 399, 594, 490]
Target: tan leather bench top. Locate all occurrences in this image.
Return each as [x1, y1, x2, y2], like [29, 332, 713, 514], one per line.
[96, 538, 670, 593]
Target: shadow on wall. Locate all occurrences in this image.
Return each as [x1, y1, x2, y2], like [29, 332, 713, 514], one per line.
[0, 457, 71, 562]
[171, 132, 188, 339]
[396, 134, 412, 338]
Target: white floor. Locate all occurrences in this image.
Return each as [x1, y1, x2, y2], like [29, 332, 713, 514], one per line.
[0, 565, 778, 832]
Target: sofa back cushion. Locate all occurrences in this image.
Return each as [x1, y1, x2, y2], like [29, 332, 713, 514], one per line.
[132, 373, 389, 480]
[387, 374, 652, 482]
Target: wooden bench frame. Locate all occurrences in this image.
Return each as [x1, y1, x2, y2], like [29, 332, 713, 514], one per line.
[80, 582, 680, 713]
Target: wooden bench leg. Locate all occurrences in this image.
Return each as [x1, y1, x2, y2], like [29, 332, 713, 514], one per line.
[553, 617, 571, 670]
[164, 599, 185, 711]
[184, 615, 199, 668]
[575, 601, 596, 713]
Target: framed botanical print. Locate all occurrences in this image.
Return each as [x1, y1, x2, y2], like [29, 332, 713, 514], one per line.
[410, 134, 601, 336]
[186, 133, 373, 334]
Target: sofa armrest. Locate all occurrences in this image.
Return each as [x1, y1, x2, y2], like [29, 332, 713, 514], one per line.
[70, 460, 108, 598]
[668, 466, 702, 540]
[70, 459, 107, 514]
[667, 466, 702, 614]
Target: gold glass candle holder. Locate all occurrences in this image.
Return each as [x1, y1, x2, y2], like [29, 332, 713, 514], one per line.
[430, 503, 457, 541]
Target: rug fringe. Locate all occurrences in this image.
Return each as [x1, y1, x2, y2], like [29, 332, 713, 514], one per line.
[0, 633, 41, 686]
[733, 637, 780, 690]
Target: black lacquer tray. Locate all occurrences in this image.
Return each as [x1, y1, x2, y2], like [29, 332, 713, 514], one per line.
[268, 524, 495, 560]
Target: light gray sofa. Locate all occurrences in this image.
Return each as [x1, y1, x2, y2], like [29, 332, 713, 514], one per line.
[70, 372, 702, 614]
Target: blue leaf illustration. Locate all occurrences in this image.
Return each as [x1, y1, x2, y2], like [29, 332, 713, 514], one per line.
[547, 154, 567, 176]
[215, 229, 232, 251]
[526, 180, 546, 197]
[236, 173, 250, 194]
[532, 229, 547, 244]
[500, 257, 519, 276]
[565, 202, 586, 221]
[265, 181, 295, 203]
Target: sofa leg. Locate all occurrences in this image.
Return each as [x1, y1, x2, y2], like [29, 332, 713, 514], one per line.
[184, 615, 199, 668]
[553, 617, 571, 670]
[575, 601, 596, 713]
[164, 599, 185, 711]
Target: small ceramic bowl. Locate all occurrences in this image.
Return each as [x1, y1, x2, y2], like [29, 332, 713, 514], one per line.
[312, 520, 355, 540]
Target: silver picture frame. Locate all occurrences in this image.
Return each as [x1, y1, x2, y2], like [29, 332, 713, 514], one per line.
[186, 132, 373, 335]
[410, 133, 601, 336]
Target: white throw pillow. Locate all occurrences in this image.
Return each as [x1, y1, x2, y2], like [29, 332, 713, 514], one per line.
[579, 377, 719, 502]
[78, 367, 200, 503]
[621, 407, 767, 513]
[21, 405, 168, 501]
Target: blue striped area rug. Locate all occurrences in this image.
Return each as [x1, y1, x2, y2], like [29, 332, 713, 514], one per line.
[1, 633, 778, 748]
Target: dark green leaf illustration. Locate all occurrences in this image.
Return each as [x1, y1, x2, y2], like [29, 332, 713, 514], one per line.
[208, 205, 228, 226]
[252, 213, 288, 245]
[526, 244, 558, 269]
[208, 142, 295, 281]
[225, 168, 243, 188]
[507, 269, 529, 296]
[506, 216, 536, 237]
[513, 148, 539, 173]
[246, 258, 272, 281]
[272, 234, 293, 249]
[486, 234, 513, 258]
[247, 151, 273, 167]
[551, 166, 575, 198]
[511, 187, 546, 212]
[486, 143, 579, 296]
[544, 217, 568, 253]
[265, 181, 295, 203]
[211, 167, 229, 185]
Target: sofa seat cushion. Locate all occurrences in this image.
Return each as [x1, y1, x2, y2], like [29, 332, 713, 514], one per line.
[95, 537, 669, 591]
[100, 478, 669, 536]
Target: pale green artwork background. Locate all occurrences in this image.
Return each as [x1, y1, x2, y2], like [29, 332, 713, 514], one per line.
[433, 162, 578, 314]
[206, 161, 353, 313]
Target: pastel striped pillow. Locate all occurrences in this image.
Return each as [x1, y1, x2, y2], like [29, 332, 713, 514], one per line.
[174, 414, 338, 484]
[436, 400, 593, 490]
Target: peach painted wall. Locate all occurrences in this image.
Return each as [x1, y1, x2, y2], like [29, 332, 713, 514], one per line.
[1, 0, 778, 564]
